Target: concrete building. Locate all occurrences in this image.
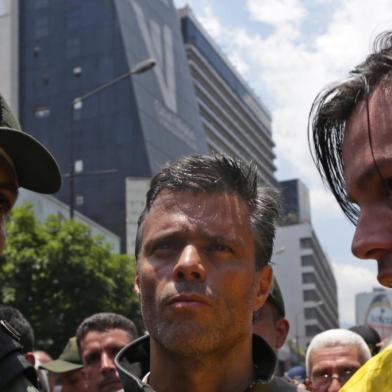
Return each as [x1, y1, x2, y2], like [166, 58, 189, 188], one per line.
[0, 0, 19, 112]
[356, 288, 392, 341]
[17, 189, 120, 253]
[272, 179, 339, 353]
[178, 6, 276, 187]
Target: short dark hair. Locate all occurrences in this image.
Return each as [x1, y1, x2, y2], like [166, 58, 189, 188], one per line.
[308, 31, 392, 224]
[135, 155, 280, 269]
[0, 305, 34, 352]
[76, 312, 137, 349]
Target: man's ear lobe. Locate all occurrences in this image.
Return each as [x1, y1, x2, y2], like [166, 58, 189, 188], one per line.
[254, 264, 272, 311]
[134, 275, 141, 296]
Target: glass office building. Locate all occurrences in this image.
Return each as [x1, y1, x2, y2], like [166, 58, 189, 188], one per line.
[18, 0, 208, 250]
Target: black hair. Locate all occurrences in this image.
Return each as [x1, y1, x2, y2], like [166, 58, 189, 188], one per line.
[76, 312, 137, 349]
[0, 305, 34, 352]
[134, 155, 280, 269]
[308, 31, 392, 223]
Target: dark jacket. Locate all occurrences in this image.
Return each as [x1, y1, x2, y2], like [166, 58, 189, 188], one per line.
[0, 321, 38, 391]
[115, 334, 299, 392]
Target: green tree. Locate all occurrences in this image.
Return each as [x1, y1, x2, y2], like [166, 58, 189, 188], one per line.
[0, 203, 142, 356]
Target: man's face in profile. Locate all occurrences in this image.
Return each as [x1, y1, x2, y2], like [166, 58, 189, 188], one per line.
[343, 81, 392, 287]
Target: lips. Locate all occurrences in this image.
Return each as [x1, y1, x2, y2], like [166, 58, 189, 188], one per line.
[166, 293, 212, 307]
[98, 376, 122, 392]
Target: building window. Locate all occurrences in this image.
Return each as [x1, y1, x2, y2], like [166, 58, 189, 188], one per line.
[66, 38, 81, 58]
[304, 308, 317, 320]
[34, 0, 49, 8]
[34, 107, 50, 118]
[306, 325, 321, 336]
[302, 272, 316, 284]
[303, 290, 318, 302]
[301, 255, 314, 266]
[300, 237, 312, 249]
[35, 17, 49, 38]
[42, 74, 50, 86]
[76, 195, 84, 206]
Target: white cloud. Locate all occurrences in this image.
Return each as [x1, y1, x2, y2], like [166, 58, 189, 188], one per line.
[246, 0, 306, 27]
[332, 262, 380, 326]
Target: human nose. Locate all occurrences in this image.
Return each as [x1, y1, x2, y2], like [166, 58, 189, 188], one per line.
[351, 206, 392, 260]
[173, 245, 206, 282]
[327, 376, 341, 392]
[100, 352, 116, 373]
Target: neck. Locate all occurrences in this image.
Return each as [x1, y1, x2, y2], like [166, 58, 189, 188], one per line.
[148, 335, 255, 392]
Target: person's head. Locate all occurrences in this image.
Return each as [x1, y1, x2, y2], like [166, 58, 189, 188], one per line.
[0, 305, 34, 354]
[349, 324, 381, 356]
[134, 155, 279, 357]
[253, 276, 289, 352]
[309, 32, 392, 287]
[0, 93, 60, 252]
[40, 337, 87, 392]
[306, 329, 371, 392]
[76, 313, 137, 392]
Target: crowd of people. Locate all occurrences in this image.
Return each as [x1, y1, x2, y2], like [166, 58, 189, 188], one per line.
[2, 25, 392, 392]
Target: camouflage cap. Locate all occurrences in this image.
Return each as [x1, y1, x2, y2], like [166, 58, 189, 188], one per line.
[0, 94, 61, 193]
[268, 276, 285, 317]
[39, 337, 83, 373]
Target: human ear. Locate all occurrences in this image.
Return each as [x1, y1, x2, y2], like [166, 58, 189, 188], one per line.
[275, 318, 290, 350]
[253, 264, 272, 311]
[134, 274, 141, 296]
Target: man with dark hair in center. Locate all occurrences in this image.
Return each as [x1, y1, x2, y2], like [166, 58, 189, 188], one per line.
[308, 30, 392, 392]
[115, 155, 296, 391]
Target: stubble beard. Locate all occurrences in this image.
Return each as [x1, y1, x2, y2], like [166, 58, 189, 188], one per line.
[140, 293, 252, 359]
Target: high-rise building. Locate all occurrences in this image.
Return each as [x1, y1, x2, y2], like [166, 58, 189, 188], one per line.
[17, 0, 208, 251]
[272, 179, 339, 352]
[178, 6, 276, 186]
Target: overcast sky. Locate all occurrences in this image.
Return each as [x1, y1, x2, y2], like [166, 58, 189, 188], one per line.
[173, 0, 392, 326]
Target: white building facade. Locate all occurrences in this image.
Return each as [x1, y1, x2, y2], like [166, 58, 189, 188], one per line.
[272, 180, 339, 352]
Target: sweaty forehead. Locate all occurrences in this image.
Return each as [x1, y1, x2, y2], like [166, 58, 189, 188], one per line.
[140, 190, 254, 247]
[148, 190, 250, 223]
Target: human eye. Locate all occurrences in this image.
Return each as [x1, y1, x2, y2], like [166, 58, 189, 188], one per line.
[341, 367, 357, 382]
[312, 371, 330, 384]
[206, 242, 233, 254]
[383, 177, 392, 196]
[84, 352, 99, 365]
[151, 238, 181, 256]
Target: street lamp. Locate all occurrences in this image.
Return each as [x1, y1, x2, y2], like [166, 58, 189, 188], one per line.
[295, 300, 323, 361]
[68, 58, 156, 219]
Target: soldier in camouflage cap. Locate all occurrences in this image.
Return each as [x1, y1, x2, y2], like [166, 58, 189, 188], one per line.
[0, 93, 61, 392]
